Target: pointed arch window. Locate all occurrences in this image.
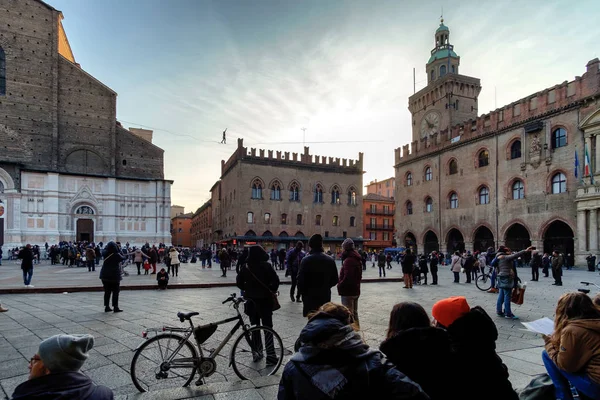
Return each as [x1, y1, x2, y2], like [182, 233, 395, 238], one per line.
[347, 187, 357, 205]
[449, 159, 458, 175]
[332, 215, 339, 226]
[281, 213, 287, 225]
[406, 172, 413, 186]
[425, 197, 433, 213]
[440, 64, 447, 77]
[478, 186, 490, 205]
[512, 180, 524, 200]
[0, 46, 5, 96]
[264, 213, 271, 224]
[551, 172, 567, 194]
[478, 150, 489, 167]
[270, 181, 282, 200]
[449, 192, 458, 209]
[331, 186, 340, 204]
[296, 214, 303, 225]
[350, 216, 356, 227]
[552, 128, 567, 149]
[289, 181, 300, 202]
[315, 215, 322, 226]
[314, 184, 323, 203]
[251, 179, 263, 199]
[425, 167, 432, 181]
[510, 140, 522, 159]
[406, 201, 413, 215]
[247, 212, 254, 224]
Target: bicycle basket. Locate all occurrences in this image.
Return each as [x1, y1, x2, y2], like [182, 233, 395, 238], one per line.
[193, 324, 218, 344]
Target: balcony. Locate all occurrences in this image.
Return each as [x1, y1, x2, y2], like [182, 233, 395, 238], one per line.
[366, 210, 394, 216]
[365, 224, 395, 231]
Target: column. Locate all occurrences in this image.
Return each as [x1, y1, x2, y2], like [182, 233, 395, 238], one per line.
[590, 208, 598, 253]
[577, 210, 587, 252]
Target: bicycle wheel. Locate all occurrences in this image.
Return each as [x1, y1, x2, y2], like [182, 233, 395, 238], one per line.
[130, 333, 198, 393]
[475, 274, 492, 291]
[230, 325, 284, 380]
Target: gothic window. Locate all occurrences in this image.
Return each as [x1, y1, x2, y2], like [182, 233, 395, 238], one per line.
[350, 216, 356, 227]
[270, 180, 282, 200]
[449, 159, 458, 175]
[430, 69, 435, 81]
[425, 197, 433, 213]
[406, 201, 413, 215]
[478, 150, 490, 167]
[552, 128, 567, 149]
[296, 214, 303, 225]
[332, 215, 339, 226]
[512, 180, 524, 200]
[440, 64, 447, 77]
[314, 184, 323, 203]
[451, 65, 455, 74]
[449, 192, 458, 209]
[289, 181, 300, 202]
[425, 166, 432, 181]
[510, 140, 522, 159]
[251, 179, 263, 199]
[76, 205, 95, 215]
[331, 186, 340, 204]
[247, 212, 254, 224]
[0, 46, 5, 96]
[551, 173, 567, 194]
[478, 186, 490, 205]
[315, 215, 322, 226]
[264, 213, 271, 223]
[406, 172, 413, 186]
[281, 213, 287, 225]
[347, 187, 357, 205]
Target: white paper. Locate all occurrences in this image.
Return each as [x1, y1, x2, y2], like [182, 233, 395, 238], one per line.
[522, 317, 554, 335]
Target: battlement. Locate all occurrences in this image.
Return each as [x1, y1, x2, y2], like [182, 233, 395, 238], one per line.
[395, 58, 600, 166]
[221, 138, 364, 177]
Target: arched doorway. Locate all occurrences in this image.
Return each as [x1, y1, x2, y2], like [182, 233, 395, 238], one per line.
[504, 223, 531, 251]
[404, 232, 417, 254]
[76, 219, 94, 242]
[473, 226, 495, 252]
[446, 228, 465, 254]
[543, 220, 574, 257]
[423, 230, 439, 255]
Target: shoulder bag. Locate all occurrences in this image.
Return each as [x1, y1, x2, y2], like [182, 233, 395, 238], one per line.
[245, 266, 281, 311]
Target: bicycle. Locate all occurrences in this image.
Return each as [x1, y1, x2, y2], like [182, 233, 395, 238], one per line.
[475, 266, 494, 291]
[130, 293, 284, 393]
[578, 281, 600, 295]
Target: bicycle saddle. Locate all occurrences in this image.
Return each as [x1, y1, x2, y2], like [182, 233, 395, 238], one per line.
[177, 311, 199, 321]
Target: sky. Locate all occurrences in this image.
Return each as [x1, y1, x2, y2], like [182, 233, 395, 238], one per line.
[50, 0, 600, 211]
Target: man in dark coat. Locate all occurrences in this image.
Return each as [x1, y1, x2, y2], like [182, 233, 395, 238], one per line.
[286, 241, 305, 302]
[429, 251, 439, 285]
[11, 334, 114, 400]
[19, 244, 34, 287]
[463, 251, 475, 283]
[99, 242, 124, 313]
[551, 250, 563, 286]
[297, 234, 339, 317]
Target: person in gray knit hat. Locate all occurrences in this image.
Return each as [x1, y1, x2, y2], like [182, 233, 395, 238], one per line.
[12, 334, 113, 399]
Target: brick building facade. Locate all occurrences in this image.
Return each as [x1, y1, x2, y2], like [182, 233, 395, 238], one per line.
[210, 139, 364, 253]
[362, 193, 395, 251]
[365, 177, 395, 198]
[191, 200, 211, 248]
[393, 20, 600, 264]
[0, 0, 172, 248]
[171, 212, 192, 247]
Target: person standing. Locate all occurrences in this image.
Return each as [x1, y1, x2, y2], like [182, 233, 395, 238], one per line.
[401, 249, 416, 288]
[286, 242, 305, 302]
[19, 244, 34, 288]
[530, 249, 542, 281]
[429, 251, 439, 285]
[221, 128, 227, 144]
[169, 247, 181, 277]
[542, 252, 551, 277]
[219, 247, 230, 277]
[418, 254, 428, 285]
[495, 245, 533, 320]
[450, 251, 463, 283]
[85, 246, 96, 272]
[99, 241, 124, 312]
[278, 248, 286, 271]
[148, 245, 158, 274]
[377, 250, 387, 277]
[586, 253, 597, 272]
[551, 250, 563, 286]
[129, 247, 149, 275]
[463, 251, 475, 284]
[297, 234, 339, 317]
[337, 238, 362, 327]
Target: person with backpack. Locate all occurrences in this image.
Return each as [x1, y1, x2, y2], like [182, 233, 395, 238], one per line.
[530, 249, 542, 281]
[286, 241, 305, 302]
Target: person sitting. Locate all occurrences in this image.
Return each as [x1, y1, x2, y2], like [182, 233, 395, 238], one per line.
[278, 302, 429, 400]
[380, 302, 453, 399]
[542, 292, 600, 400]
[157, 268, 169, 290]
[11, 334, 114, 399]
[431, 296, 518, 400]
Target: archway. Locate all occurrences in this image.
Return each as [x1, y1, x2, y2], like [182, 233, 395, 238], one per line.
[473, 226, 495, 252]
[76, 219, 94, 242]
[504, 223, 531, 251]
[244, 230, 256, 237]
[404, 232, 417, 254]
[423, 230, 439, 255]
[446, 228, 465, 254]
[543, 220, 574, 258]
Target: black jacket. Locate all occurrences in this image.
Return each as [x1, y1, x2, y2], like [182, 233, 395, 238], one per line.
[297, 249, 339, 317]
[401, 254, 415, 274]
[99, 242, 124, 282]
[236, 246, 280, 300]
[445, 306, 518, 400]
[19, 247, 34, 270]
[279, 314, 429, 400]
[12, 371, 113, 400]
[380, 327, 453, 400]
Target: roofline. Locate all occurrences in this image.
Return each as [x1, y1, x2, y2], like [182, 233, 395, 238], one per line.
[59, 55, 117, 95]
[21, 168, 173, 183]
[35, 0, 58, 12]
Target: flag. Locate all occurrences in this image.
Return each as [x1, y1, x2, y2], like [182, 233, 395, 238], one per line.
[575, 149, 579, 179]
[585, 142, 594, 184]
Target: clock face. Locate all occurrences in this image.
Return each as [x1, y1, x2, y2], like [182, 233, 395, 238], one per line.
[420, 112, 440, 138]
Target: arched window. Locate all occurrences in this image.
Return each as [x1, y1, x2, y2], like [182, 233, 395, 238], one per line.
[350, 216, 356, 227]
[551, 172, 567, 194]
[270, 181, 281, 200]
[264, 213, 271, 223]
[289, 181, 300, 202]
[449, 192, 458, 209]
[315, 215, 322, 226]
[510, 140, 522, 159]
[76, 205, 95, 215]
[296, 214, 303, 225]
[314, 184, 323, 203]
[425, 197, 433, 213]
[0, 46, 5, 96]
[247, 212, 254, 224]
[478, 150, 489, 167]
[281, 213, 287, 224]
[331, 186, 340, 204]
[440, 65, 447, 77]
[406, 201, 413, 215]
[451, 65, 455, 74]
[332, 215, 339, 226]
[449, 159, 458, 175]
[430, 69, 435, 81]
[347, 187, 357, 205]
[251, 179, 263, 199]
[512, 180, 524, 200]
[406, 172, 413, 186]
[552, 128, 567, 149]
[478, 186, 490, 205]
[424, 167, 432, 181]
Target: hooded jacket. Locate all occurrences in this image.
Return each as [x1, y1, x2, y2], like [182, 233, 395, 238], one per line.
[545, 318, 600, 384]
[380, 327, 453, 400]
[12, 371, 113, 400]
[278, 313, 429, 400]
[236, 246, 280, 300]
[337, 249, 362, 297]
[445, 306, 518, 400]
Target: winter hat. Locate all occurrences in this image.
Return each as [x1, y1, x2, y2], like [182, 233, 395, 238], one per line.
[431, 296, 470, 328]
[38, 334, 94, 372]
[309, 234, 323, 250]
[342, 238, 354, 251]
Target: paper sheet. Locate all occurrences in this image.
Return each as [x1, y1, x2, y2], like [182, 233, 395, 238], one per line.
[522, 317, 554, 335]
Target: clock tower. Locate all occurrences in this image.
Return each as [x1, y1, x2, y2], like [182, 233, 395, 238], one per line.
[408, 19, 482, 142]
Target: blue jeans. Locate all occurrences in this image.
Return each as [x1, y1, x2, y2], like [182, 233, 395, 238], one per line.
[542, 350, 600, 399]
[490, 270, 497, 287]
[23, 269, 33, 286]
[496, 287, 512, 315]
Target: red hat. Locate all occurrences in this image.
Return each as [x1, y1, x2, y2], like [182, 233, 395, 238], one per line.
[432, 296, 470, 328]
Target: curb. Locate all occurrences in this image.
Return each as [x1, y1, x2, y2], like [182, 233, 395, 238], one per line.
[0, 277, 403, 294]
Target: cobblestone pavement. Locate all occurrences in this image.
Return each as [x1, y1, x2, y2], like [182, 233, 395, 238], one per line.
[0, 268, 598, 399]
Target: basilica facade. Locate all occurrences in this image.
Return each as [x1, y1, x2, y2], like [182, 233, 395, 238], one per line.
[0, 0, 172, 249]
[394, 20, 600, 265]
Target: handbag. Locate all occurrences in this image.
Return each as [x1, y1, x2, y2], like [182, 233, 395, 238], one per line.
[511, 283, 526, 305]
[245, 266, 281, 311]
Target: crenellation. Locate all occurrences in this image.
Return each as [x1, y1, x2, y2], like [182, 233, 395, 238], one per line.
[284, 151, 290, 160]
[292, 153, 297, 161]
[342, 158, 347, 167]
[276, 151, 282, 159]
[268, 150, 273, 158]
[259, 149, 265, 158]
